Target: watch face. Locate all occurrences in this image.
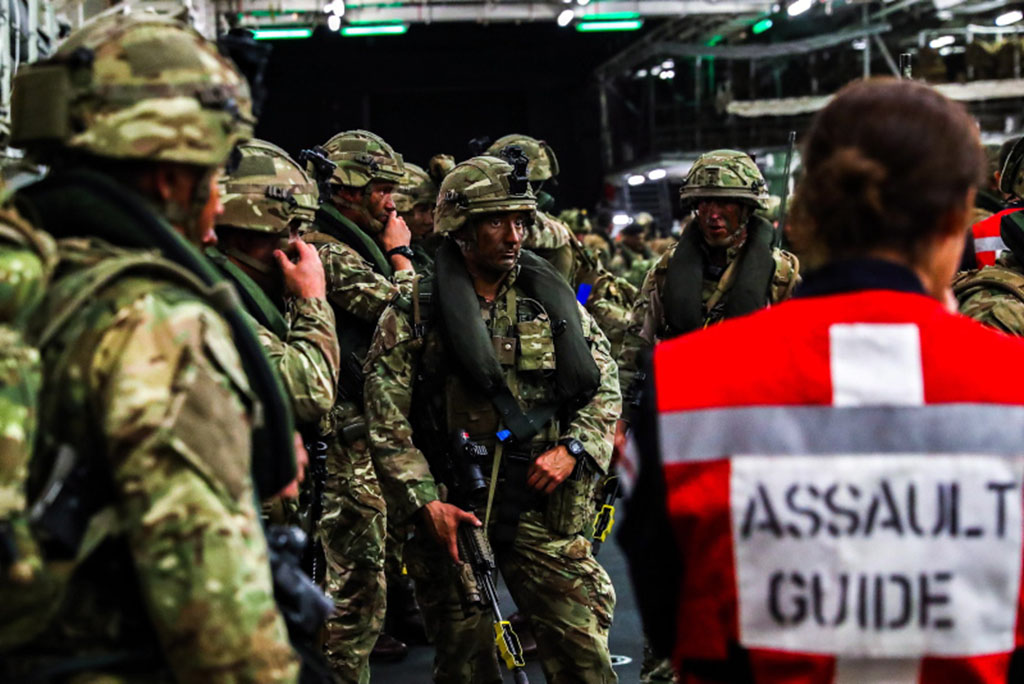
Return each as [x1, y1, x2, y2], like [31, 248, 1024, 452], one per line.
[567, 440, 583, 456]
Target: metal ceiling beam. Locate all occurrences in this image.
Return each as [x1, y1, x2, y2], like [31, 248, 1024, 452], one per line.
[228, 0, 769, 26]
[599, 21, 891, 77]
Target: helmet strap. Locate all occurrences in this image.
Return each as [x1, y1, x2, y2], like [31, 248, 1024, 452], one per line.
[223, 245, 277, 276]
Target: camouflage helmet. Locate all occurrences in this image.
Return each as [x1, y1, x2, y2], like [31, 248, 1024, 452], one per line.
[558, 208, 592, 234]
[1000, 136, 1024, 198]
[393, 162, 437, 214]
[634, 212, 655, 228]
[679, 149, 768, 209]
[435, 155, 536, 235]
[10, 13, 253, 166]
[485, 134, 560, 182]
[319, 129, 404, 189]
[217, 139, 319, 235]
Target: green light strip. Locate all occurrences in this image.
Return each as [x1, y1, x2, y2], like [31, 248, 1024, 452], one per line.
[752, 18, 773, 34]
[575, 19, 643, 32]
[252, 27, 313, 40]
[341, 24, 409, 36]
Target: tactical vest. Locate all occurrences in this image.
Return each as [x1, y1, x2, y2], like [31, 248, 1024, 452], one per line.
[0, 240, 239, 670]
[305, 204, 391, 407]
[408, 244, 602, 543]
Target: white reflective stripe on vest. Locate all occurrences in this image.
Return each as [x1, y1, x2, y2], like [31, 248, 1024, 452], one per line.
[658, 403, 1024, 462]
[834, 658, 920, 684]
[975, 236, 1006, 254]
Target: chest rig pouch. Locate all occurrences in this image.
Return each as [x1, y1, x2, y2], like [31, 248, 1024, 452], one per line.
[443, 288, 559, 446]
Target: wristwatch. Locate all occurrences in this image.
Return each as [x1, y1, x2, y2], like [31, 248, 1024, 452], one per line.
[386, 245, 415, 260]
[559, 437, 586, 460]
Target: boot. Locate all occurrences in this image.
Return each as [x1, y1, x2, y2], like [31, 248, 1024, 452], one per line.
[507, 611, 538, 659]
[370, 633, 408, 663]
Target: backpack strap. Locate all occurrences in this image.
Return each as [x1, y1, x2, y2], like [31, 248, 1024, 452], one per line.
[36, 253, 237, 350]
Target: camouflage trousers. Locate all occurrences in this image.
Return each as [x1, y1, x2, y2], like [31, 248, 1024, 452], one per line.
[319, 433, 387, 684]
[405, 510, 617, 684]
[640, 642, 678, 683]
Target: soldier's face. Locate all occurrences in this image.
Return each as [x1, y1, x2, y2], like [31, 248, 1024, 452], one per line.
[622, 231, 645, 251]
[408, 203, 434, 238]
[696, 199, 748, 248]
[466, 211, 528, 275]
[366, 181, 397, 225]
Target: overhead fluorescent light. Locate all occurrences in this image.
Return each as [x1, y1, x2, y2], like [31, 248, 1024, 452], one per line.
[252, 27, 313, 40]
[612, 213, 631, 226]
[575, 19, 643, 32]
[929, 34, 955, 48]
[341, 24, 408, 36]
[996, 10, 1023, 26]
[662, 59, 675, 69]
[628, 174, 646, 186]
[787, 0, 813, 16]
[647, 168, 667, 181]
[557, 9, 575, 26]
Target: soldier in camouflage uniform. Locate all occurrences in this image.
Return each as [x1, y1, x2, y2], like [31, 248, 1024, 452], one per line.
[610, 212, 656, 289]
[614, 152, 799, 683]
[365, 155, 620, 683]
[209, 139, 340, 433]
[617, 149, 800, 400]
[486, 135, 637, 357]
[301, 129, 414, 680]
[1, 15, 300, 680]
[957, 137, 1024, 333]
[394, 161, 440, 276]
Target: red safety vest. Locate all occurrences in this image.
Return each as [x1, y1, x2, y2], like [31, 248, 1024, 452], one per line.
[651, 289, 1024, 684]
[971, 208, 1020, 267]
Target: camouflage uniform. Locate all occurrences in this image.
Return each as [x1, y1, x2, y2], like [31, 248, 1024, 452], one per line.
[365, 156, 619, 684]
[302, 130, 411, 683]
[618, 151, 800, 397]
[2, 15, 298, 681]
[211, 138, 340, 426]
[0, 207, 55, 612]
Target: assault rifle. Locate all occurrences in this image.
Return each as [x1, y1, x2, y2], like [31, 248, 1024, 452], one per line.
[300, 439, 329, 585]
[591, 472, 620, 556]
[450, 431, 530, 684]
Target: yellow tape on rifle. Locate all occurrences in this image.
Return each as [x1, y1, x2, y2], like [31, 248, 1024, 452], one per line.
[594, 504, 616, 542]
[494, 621, 526, 669]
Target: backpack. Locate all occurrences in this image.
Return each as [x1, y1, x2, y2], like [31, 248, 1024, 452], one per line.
[0, 240, 232, 651]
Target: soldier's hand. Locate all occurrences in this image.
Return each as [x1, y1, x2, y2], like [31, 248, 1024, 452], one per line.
[421, 500, 480, 564]
[275, 239, 326, 299]
[527, 445, 576, 495]
[381, 209, 412, 252]
[276, 432, 310, 499]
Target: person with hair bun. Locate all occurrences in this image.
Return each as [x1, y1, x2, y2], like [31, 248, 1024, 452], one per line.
[620, 78, 1024, 684]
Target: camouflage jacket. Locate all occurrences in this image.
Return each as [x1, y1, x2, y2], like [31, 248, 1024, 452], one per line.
[609, 242, 655, 289]
[208, 249, 340, 425]
[617, 237, 799, 398]
[307, 206, 414, 423]
[956, 252, 1024, 334]
[19, 238, 298, 681]
[364, 265, 622, 524]
[254, 297, 340, 424]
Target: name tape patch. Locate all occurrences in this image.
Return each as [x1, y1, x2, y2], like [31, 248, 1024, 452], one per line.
[731, 454, 1023, 657]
